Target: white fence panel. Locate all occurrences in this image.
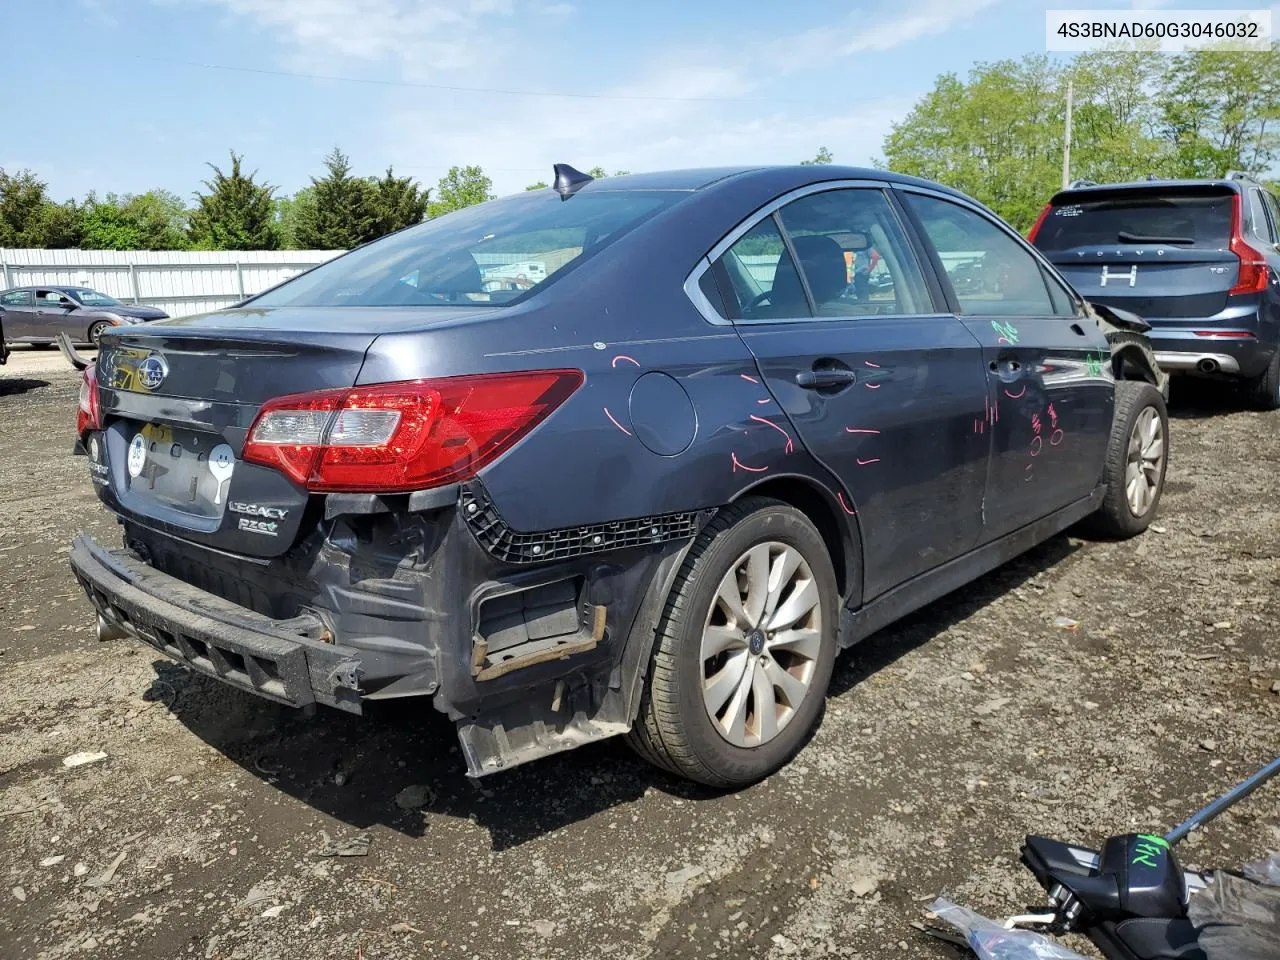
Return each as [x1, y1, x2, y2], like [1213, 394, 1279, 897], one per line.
[0, 248, 342, 318]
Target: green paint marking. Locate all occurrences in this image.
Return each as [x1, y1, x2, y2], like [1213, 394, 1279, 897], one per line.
[991, 320, 1020, 344]
[1084, 352, 1108, 377]
[1132, 835, 1170, 869]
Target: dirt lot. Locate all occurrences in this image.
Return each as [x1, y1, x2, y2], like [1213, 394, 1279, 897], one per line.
[2, 346, 1278, 960]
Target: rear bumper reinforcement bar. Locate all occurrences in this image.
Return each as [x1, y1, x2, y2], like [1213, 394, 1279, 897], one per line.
[69, 534, 363, 713]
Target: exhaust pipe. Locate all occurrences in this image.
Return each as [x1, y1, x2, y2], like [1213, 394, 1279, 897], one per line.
[1197, 357, 1219, 374]
[96, 614, 128, 643]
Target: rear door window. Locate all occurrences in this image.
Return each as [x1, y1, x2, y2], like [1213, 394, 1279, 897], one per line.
[905, 194, 1056, 318]
[775, 188, 932, 316]
[714, 217, 809, 320]
[1035, 192, 1234, 252]
[1263, 192, 1280, 243]
[1251, 189, 1278, 243]
[1, 290, 32, 306]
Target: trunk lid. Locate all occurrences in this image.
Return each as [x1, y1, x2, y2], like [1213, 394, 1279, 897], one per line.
[92, 309, 410, 558]
[1033, 186, 1238, 322]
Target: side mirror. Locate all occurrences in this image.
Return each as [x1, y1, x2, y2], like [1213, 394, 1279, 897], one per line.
[60, 301, 77, 310]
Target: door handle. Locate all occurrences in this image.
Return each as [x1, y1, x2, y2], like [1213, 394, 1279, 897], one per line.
[989, 360, 1021, 373]
[1070, 323, 1087, 336]
[796, 368, 858, 389]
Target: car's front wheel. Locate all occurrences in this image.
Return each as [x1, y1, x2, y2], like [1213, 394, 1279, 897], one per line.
[88, 321, 111, 347]
[1085, 380, 1169, 539]
[626, 497, 838, 787]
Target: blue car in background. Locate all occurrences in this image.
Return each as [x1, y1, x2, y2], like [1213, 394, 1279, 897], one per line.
[69, 164, 1168, 787]
[1029, 171, 1280, 409]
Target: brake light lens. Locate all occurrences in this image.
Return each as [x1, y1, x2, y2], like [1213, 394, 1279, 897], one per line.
[1026, 202, 1052, 243]
[1229, 193, 1270, 295]
[243, 370, 584, 492]
[77, 361, 101, 436]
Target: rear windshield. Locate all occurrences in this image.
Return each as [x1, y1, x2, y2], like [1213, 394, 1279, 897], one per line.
[249, 189, 683, 308]
[1035, 192, 1234, 252]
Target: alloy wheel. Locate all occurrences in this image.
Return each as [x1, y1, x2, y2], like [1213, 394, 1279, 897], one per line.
[700, 541, 822, 748]
[1125, 405, 1165, 517]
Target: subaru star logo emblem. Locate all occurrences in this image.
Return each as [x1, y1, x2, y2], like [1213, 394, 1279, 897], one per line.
[138, 354, 168, 391]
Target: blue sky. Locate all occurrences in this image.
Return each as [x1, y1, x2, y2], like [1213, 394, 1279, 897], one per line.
[4, 0, 1268, 202]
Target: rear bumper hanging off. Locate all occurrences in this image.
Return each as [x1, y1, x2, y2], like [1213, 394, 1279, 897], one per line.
[68, 534, 364, 713]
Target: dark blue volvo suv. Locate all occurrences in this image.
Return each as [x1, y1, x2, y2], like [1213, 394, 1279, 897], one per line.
[1029, 172, 1280, 408]
[69, 165, 1168, 787]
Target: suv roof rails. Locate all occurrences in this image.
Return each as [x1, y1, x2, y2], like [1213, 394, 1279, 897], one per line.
[1224, 170, 1262, 185]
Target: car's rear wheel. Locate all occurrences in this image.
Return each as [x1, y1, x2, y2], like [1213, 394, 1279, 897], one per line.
[626, 497, 838, 787]
[1247, 350, 1280, 411]
[1084, 380, 1168, 539]
[88, 321, 111, 346]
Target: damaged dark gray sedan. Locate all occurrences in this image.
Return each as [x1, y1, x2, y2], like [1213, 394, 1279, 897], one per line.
[70, 164, 1169, 787]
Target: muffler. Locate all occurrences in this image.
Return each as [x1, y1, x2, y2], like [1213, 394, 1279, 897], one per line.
[1197, 357, 1219, 374]
[96, 614, 128, 642]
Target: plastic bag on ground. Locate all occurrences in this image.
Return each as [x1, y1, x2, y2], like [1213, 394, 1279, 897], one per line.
[928, 899, 1092, 960]
[1242, 851, 1280, 887]
[1187, 870, 1280, 960]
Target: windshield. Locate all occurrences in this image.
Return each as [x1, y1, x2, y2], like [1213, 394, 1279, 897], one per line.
[1035, 192, 1233, 252]
[250, 189, 684, 308]
[67, 287, 122, 306]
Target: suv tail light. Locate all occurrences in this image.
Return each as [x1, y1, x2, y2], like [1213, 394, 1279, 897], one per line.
[77, 361, 101, 436]
[242, 370, 584, 493]
[1026, 202, 1052, 243]
[1229, 193, 1270, 295]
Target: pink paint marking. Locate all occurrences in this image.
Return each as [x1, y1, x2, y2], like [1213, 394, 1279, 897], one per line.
[855, 457, 880, 466]
[993, 398, 999, 423]
[731, 452, 768, 474]
[844, 427, 881, 434]
[1050, 429, 1064, 446]
[740, 374, 760, 384]
[863, 360, 881, 368]
[749, 414, 794, 454]
[603, 407, 632, 437]
[611, 354, 640, 368]
[996, 336, 1011, 345]
[1031, 413, 1042, 434]
[1003, 385, 1026, 399]
[837, 492, 857, 516]
[864, 383, 881, 390]
[1029, 435, 1043, 457]
[756, 398, 772, 405]
[1048, 402, 1058, 428]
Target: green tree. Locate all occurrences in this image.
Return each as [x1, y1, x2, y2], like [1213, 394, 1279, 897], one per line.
[294, 148, 376, 249]
[189, 152, 278, 250]
[427, 165, 494, 218]
[272, 187, 315, 249]
[81, 190, 189, 250]
[0, 168, 81, 248]
[369, 166, 428, 238]
[800, 146, 834, 165]
[525, 180, 549, 191]
[1157, 44, 1280, 178]
[882, 55, 1065, 231]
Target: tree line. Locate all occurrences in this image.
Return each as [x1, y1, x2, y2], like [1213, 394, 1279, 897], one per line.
[882, 44, 1280, 231]
[3, 44, 1275, 250]
[0, 149, 498, 252]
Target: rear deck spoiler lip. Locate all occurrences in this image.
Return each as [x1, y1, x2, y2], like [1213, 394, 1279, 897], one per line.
[1047, 181, 1237, 207]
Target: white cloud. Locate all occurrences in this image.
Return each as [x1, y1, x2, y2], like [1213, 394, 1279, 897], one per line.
[188, 0, 995, 194]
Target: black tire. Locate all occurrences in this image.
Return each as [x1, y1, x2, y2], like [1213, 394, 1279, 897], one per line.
[88, 321, 111, 346]
[1247, 350, 1280, 411]
[1084, 380, 1169, 539]
[625, 497, 839, 788]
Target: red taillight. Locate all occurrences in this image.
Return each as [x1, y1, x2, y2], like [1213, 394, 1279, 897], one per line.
[242, 370, 584, 493]
[77, 361, 101, 436]
[1026, 202, 1052, 243]
[1228, 193, 1270, 295]
[1193, 330, 1256, 338]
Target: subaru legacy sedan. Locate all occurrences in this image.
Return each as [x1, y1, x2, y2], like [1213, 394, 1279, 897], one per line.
[69, 165, 1168, 787]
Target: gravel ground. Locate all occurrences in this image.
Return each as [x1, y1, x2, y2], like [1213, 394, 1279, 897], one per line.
[2, 349, 1278, 960]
